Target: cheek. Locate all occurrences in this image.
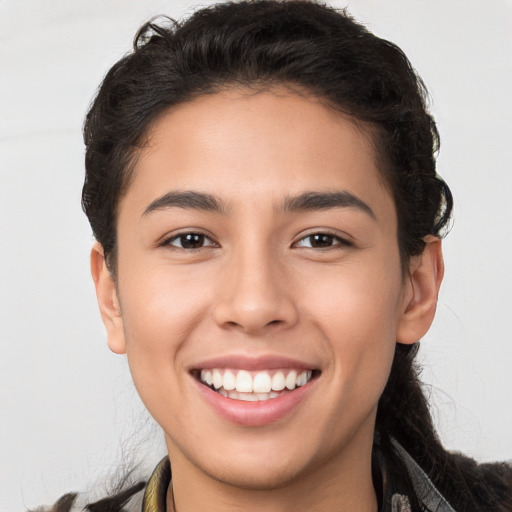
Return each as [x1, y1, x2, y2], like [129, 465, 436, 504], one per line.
[297, 257, 403, 396]
[300, 255, 403, 340]
[120, 258, 213, 341]
[322, 286, 398, 384]
[117, 263, 212, 402]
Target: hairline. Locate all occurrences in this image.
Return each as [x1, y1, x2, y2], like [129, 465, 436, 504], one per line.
[104, 82, 407, 278]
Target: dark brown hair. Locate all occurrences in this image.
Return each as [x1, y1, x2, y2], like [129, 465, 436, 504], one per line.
[82, 1, 511, 509]
[83, 0, 452, 271]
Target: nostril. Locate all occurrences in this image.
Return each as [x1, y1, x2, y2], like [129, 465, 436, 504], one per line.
[213, 291, 299, 334]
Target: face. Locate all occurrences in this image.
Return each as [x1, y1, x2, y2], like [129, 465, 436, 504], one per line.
[94, 88, 432, 492]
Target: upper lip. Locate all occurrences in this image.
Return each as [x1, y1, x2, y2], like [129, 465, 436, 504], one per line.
[190, 354, 319, 372]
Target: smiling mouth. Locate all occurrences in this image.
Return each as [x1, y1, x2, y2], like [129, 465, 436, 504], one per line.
[194, 368, 319, 401]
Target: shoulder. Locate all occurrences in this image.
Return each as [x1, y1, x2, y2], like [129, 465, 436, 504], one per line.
[392, 440, 456, 512]
[393, 440, 512, 512]
[28, 482, 146, 512]
[29, 457, 170, 512]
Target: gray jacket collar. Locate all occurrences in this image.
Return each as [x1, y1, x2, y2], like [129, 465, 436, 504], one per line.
[389, 439, 455, 512]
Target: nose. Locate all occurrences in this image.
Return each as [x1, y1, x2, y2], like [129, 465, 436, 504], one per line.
[213, 247, 299, 335]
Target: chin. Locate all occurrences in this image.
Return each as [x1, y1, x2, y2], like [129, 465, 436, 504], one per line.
[204, 459, 310, 491]
[179, 433, 332, 492]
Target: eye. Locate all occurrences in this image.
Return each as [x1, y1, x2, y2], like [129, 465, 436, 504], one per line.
[295, 232, 351, 249]
[164, 232, 217, 249]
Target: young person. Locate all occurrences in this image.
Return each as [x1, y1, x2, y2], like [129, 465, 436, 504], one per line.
[39, 1, 512, 511]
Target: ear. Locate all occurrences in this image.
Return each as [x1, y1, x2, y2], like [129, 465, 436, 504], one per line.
[90, 243, 126, 354]
[396, 235, 444, 345]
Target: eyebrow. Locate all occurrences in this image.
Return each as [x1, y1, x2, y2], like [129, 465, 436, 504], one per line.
[142, 189, 375, 220]
[282, 191, 376, 219]
[143, 191, 228, 216]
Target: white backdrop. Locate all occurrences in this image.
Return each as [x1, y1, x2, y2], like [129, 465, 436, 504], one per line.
[1, 1, 511, 510]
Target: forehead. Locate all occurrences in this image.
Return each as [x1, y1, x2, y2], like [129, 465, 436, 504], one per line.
[119, 88, 394, 221]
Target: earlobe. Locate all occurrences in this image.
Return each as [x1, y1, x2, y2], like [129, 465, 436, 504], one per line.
[396, 236, 444, 345]
[90, 243, 126, 354]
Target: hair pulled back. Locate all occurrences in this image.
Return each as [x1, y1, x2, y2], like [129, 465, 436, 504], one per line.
[82, 1, 511, 510]
[83, 0, 452, 267]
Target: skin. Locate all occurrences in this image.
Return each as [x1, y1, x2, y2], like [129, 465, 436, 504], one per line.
[92, 88, 443, 512]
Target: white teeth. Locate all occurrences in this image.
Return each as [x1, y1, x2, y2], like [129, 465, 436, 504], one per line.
[223, 370, 236, 391]
[271, 371, 286, 391]
[253, 372, 272, 393]
[238, 392, 258, 401]
[224, 391, 282, 401]
[199, 368, 314, 399]
[201, 370, 213, 386]
[285, 370, 297, 390]
[297, 371, 308, 387]
[236, 370, 253, 392]
[212, 369, 223, 389]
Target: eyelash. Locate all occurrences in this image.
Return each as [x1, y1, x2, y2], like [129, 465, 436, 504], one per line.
[160, 230, 352, 251]
[294, 231, 353, 250]
[161, 232, 218, 250]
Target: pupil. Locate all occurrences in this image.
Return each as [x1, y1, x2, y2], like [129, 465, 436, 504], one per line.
[312, 234, 333, 247]
[181, 233, 204, 248]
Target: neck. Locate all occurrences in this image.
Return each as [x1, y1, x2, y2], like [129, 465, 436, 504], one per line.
[165, 427, 378, 512]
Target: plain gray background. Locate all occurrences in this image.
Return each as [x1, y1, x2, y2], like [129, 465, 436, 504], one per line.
[1, 1, 511, 510]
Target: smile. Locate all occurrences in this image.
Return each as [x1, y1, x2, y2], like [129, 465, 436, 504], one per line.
[197, 368, 315, 401]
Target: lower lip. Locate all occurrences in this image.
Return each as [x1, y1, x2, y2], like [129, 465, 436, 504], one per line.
[194, 377, 316, 427]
